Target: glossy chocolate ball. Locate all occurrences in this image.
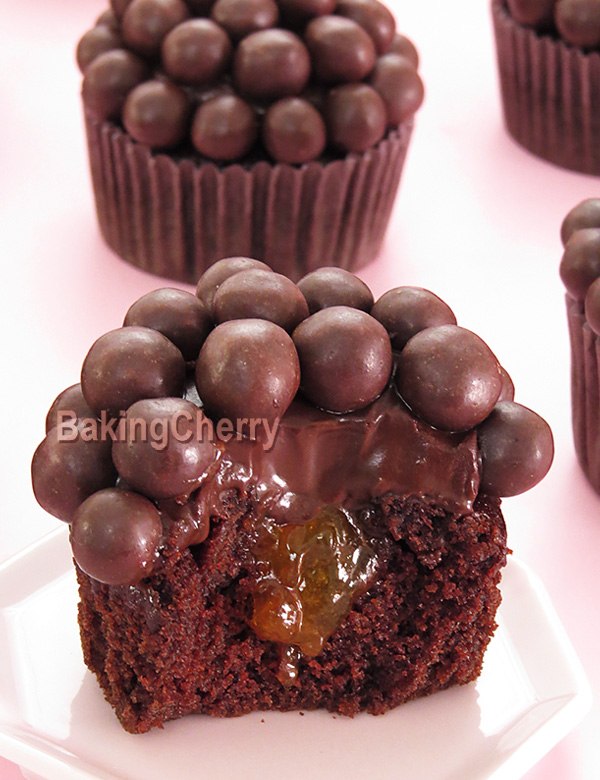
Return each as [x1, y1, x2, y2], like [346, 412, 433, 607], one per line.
[213, 269, 309, 331]
[298, 268, 374, 314]
[293, 306, 392, 413]
[45, 384, 97, 433]
[477, 401, 554, 497]
[388, 33, 419, 67]
[234, 30, 311, 100]
[325, 83, 386, 153]
[196, 319, 300, 423]
[162, 20, 232, 85]
[263, 98, 326, 164]
[561, 198, 600, 245]
[82, 49, 148, 121]
[71, 488, 162, 585]
[336, 0, 396, 54]
[278, 0, 336, 24]
[97, 9, 120, 28]
[370, 54, 424, 124]
[124, 288, 212, 360]
[559, 228, 600, 300]
[211, 0, 279, 39]
[585, 276, 600, 335]
[506, 0, 555, 27]
[111, 0, 134, 19]
[556, 0, 600, 48]
[191, 95, 258, 160]
[122, 0, 190, 57]
[77, 25, 122, 72]
[123, 80, 189, 148]
[370, 286, 456, 350]
[196, 256, 272, 311]
[112, 398, 218, 499]
[81, 326, 186, 417]
[31, 424, 117, 522]
[305, 16, 377, 83]
[498, 366, 516, 402]
[396, 325, 502, 432]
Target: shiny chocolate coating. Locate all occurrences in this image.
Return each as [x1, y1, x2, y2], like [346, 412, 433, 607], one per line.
[161, 19, 232, 85]
[191, 95, 258, 160]
[585, 277, 600, 335]
[325, 83, 386, 153]
[292, 306, 392, 413]
[506, 0, 556, 27]
[336, 0, 396, 55]
[370, 286, 456, 351]
[123, 80, 190, 148]
[97, 9, 120, 28]
[112, 398, 218, 499]
[234, 29, 311, 100]
[213, 269, 309, 331]
[196, 256, 272, 311]
[263, 98, 327, 164]
[477, 401, 554, 497]
[122, 0, 190, 57]
[77, 25, 122, 72]
[560, 228, 600, 300]
[555, 0, 600, 48]
[81, 326, 186, 417]
[561, 198, 600, 246]
[211, 0, 279, 39]
[45, 384, 97, 433]
[123, 287, 212, 360]
[31, 424, 117, 522]
[396, 325, 502, 432]
[498, 366, 516, 402]
[71, 488, 162, 585]
[304, 16, 377, 84]
[388, 33, 419, 67]
[82, 49, 148, 121]
[370, 54, 424, 124]
[298, 267, 374, 314]
[111, 0, 134, 19]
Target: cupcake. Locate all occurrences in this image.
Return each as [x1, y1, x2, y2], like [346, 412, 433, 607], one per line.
[77, 0, 424, 282]
[561, 198, 600, 493]
[492, 0, 600, 174]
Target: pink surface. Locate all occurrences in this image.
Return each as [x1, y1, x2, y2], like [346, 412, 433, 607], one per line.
[0, 1, 598, 778]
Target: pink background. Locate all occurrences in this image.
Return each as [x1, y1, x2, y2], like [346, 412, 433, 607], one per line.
[1, 0, 599, 777]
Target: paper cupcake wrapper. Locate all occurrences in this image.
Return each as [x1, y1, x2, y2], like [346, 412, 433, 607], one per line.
[84, 112, 414, 283]
[492, 0, 600, 175]
[567, 295, 600, 494]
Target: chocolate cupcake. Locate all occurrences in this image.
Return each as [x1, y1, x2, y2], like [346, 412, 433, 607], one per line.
[492, 0, 600, 174]
[78, 0, 424, 282]
[561, 199, 600, 493]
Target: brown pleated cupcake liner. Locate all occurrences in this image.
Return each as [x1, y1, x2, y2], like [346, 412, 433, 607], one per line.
[567, 295, 600, 494]
[84, 112, 414, 284]
[491, 0, 600, 175]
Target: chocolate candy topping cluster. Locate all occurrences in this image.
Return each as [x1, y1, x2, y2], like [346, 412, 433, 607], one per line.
[78, 0, 424, 162]
[32, 258, 553, 588]
[560, 198, 600, 333]
[507, 0, 600, 49]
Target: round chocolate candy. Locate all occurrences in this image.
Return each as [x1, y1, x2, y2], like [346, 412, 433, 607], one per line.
[304, 16, 377, 84]
[196, 256, 272, 312]
[45, 383, 97, 433]
[234, 30, 311, 100]
[498, 366, 516, 402]
[560, 198, 600, 246]
[213, 269, 309, 331]
[122, 0, 190, 57]
[76, 25, 122, 72]
[112, 398, 218, 499]
[585, 276, 600, 335]
[477, 401, 554, 497]
[506, 0, 556, 27]
[297, 267, 374, 314]
[161, 19, 232, 85]
[278, 0, 336, 24]
[263, 98, 327, 164]
[292, 306, 392, 413]
[71, 488, 163, 585]
[31, 423, 117, 522]
[325, 83, 387, 153]
[336, 0, 396, 55]
[370, 54, 424, 124]
[555, 0, 600, 48]
[111, 0, 134, 19]
[191, 95, 258, 160]
[123, 80, 189, 148]
[97, 9, 120, 28]
[81, 326, 186, 417]
[388, 33, 419, 67]
[123, 288, 212, 360]
[211, 0, 279, 39]
[370, 286, 456, 351]
[82, 49, 148, 121]
[559, 228, 600, 300]
[196, 319, 300, 423]
[395, 325, 502, 432]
